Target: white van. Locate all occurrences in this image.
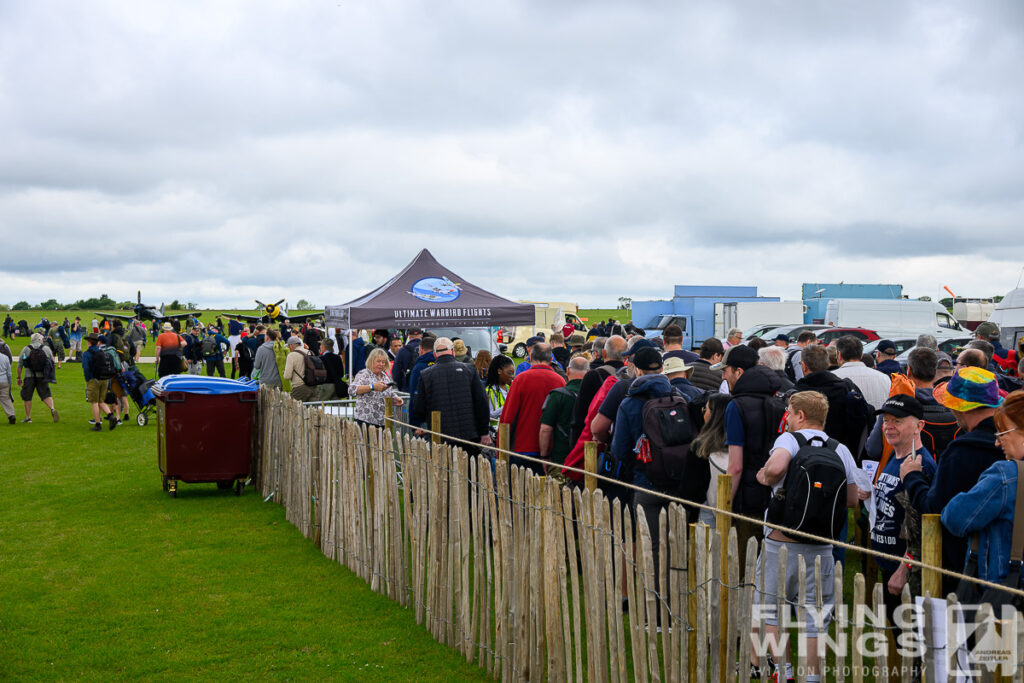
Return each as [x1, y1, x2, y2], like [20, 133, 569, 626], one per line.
[823, 299, 965, 338]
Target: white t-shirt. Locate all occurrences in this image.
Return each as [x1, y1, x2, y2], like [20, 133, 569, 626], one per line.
[764, 428, 858, 536]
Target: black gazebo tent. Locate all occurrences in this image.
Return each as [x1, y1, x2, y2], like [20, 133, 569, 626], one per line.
[325, 249, 534, 330]
[324, 249, 535, 379]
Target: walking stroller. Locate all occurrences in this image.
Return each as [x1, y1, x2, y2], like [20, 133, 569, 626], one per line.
[117, 366, 157, 426]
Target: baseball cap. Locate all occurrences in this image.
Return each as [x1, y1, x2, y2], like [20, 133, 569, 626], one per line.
[876, 339, 897, 355]
[722, 344, 758, 371]
[568, 332, 586, 346]
[874, 395, 924, 420]
[662, 356, 691, 375]
[933, 366, 1003, 412]
[975, 321, 1000, 340]
[632, 346, 664, 371]
[622, 338, 658, 357]
[935, 351, 954, 369]
[286, 336, 303, 346]
[774, 334, 789, 343]
[526, 336, 543, 347]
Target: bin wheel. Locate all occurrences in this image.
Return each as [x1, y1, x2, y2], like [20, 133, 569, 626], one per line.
[162, 476, 168, 492]
[137, 413, 148, 427]
[234, 480, 244, 496]
[170, 486, 177, 498]
[216, 480, 233, 490]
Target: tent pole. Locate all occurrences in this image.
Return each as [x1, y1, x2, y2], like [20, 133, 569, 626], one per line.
[348, 328, 353, 385]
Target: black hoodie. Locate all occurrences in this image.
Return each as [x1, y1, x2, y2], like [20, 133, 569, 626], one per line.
[730, 365, 785, 515]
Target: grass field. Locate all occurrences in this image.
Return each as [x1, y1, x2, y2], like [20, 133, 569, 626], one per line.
[0, 335, 491, 680]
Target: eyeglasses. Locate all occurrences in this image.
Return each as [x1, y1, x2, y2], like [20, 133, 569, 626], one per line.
[995, 427, 1018, 440]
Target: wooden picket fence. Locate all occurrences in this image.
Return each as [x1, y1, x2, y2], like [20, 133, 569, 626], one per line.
[251, 388, 1024, 683]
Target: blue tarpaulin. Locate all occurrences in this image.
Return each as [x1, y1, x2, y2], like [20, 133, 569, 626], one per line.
[153, 375, 259, 396]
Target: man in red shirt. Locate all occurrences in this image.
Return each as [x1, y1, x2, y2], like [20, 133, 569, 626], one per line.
[500, 342, 565, 474]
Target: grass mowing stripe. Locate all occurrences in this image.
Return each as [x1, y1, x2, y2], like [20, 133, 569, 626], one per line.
[1, 358, 490, 681]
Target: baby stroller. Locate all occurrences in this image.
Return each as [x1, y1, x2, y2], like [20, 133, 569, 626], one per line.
[118, 366, 158, 426]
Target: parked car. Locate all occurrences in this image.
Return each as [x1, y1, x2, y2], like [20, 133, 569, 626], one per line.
[767, 323, 833, 343]
[892, 336, 972, 365]
[816, 327, 881, 345]
[743, 323, 790, 340]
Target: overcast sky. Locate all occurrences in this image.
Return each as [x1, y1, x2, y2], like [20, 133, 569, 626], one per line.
[3, 1, 1023, 312]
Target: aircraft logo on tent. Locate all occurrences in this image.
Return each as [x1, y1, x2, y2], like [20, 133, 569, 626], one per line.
[410, 277, 462, 303]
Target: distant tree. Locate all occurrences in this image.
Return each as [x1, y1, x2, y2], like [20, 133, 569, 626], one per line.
[296, 299, 313, 310]
[185, 302, 197, 311]
[994, 295, 1004, 303]
[37, 298, 61, 309]
[13, 301, 30, 310]
[97, 294, 116, 308]
[917, 296, 932, 302]
[0, 303, 9, 311]
[169, 299, 180, 310]
[939, 297, 954, 309]
[617, 296, 632, 310]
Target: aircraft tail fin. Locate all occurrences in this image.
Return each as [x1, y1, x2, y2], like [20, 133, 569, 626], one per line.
[160, 303, 165, 318]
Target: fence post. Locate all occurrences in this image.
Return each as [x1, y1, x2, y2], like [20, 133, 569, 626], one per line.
[431, 411, 442, 445]
[584, 441, 597, 493]
[497, 423, 509, 463]
[384, 396, 396, 445]
[716, 473, 733, 683]
[922, 514, 942, 598]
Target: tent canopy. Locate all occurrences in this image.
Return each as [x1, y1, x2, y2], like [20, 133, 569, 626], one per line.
[325, 249, 535, 330]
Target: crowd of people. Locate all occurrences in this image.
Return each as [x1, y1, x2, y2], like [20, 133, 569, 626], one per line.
[346, 318, 1024, 683]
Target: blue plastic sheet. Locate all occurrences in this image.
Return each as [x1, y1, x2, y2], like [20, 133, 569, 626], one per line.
[153, 375, 260, 396]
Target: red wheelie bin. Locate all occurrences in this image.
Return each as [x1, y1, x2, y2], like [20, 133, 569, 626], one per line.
[156, 387, 257, 497]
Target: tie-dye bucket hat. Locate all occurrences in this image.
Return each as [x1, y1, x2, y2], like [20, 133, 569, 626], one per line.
[933, 366, 1003, 412]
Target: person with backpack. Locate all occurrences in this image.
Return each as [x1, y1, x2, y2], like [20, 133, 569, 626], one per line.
[866, 347, 959, 463]
[722, 344, 787, 565]
[750, 390, 864, 683]
[16, 333, 58, 424]
[200, 325, 231, 377]
[154, 322, 185, 378]
[610, 345, 694, 597]
[867, 396, 938, 623]
[82, 333, 118, 431]
[180, 324, 205, 375]
[252, 329, 282, 389]
[283, 336, 321, 401]
[539, 356, 588, 477]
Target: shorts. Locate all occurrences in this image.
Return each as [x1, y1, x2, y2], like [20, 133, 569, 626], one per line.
[70, 338, 82, 351]
[110, 377, 126, 399]
[20, 376, 52, 401]
[228, 335, 241, 352]
[754, 538, 835, 635]
[86, 378, 108, 403]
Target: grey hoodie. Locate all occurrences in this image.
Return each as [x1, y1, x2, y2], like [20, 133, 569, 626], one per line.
[252, 341, 280, 387]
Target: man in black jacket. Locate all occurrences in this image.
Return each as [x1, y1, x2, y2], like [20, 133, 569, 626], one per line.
[723, 344, 785, 565]
[569, 334, 626, 446]
[899, 367, 1004, 595]
[689, 337, 725, 392]
[795, 344, 871, 457]
[412, 337, 492, 454]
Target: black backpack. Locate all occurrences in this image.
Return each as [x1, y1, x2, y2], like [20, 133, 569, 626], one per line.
[638, 393, 694, 488]
[921, 402, 960, 459]
[784, 346, 801, 382]
[766, 433, 848, 541]
[27, 345, 50, 374]
[92, 345, 118, 380]
[201, 336, 218, 359]
[302, 354, 328, 385]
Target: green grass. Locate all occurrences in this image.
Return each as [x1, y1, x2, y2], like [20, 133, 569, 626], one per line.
[0, 354, 490, 681]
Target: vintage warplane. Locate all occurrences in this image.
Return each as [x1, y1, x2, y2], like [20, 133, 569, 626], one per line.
[235, 299, 322, 324]
[94, 291, 200, 323]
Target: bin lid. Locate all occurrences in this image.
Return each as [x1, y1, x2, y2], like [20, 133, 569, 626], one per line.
[152, 375, 260, 396]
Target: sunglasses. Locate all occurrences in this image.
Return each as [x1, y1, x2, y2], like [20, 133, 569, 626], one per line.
[995, 427, 1018, 440]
